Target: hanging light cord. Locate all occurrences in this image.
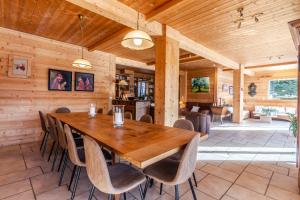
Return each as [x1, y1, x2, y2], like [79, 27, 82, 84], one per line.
[79, 15, 84, 59]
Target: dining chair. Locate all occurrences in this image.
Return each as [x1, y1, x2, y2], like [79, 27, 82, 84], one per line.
[139, 114, 153, 123]
[143, 135, 200, 200]
[55, 107, 71, 113]
[107, 109, 113, 115]
[46, 115, 60, 170]
[64, 124, 86, 200]
[39, 111, 50, 157]
[83, 136, 146, 200]
[124, 111, 133, 120]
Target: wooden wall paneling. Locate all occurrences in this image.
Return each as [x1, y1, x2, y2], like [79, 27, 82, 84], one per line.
[186, 68, 216, 103]
[154, 32, 179, 126]
[232, 65, 244, 123]
[244, 69, 297, 110]
[217, 68, 233, 105]
[179, 70, 187, 102]
[0, 28, 116, 146]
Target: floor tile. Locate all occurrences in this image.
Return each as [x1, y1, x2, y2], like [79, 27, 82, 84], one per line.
[270, 173, 298, 193]
[219, 161, 248, 174]
[0, 167, 42, 186]
[266, 185, 300, 200]
[194, 169, 208, 182]
[181, 188, 217, 200]
[1, 190, 35, 200]
[0, 179, 31, 199]
[36, 186, 71, 200]
[197, 175, 232, 199]
[252, 163, 289, 175]
[202, 164, 239, 182]
[235, 172, 269, 194]
[221, 195, 236, 200]
[226, 184, 267, 200]
[31, 172, 67, 195]
[245, 164, 273, 178]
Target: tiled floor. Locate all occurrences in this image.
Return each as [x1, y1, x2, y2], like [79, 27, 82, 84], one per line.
[0, 119, 299, 200]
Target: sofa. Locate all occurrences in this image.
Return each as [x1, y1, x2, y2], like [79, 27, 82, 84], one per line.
[179, 102, 212, 134]
[251, 105, 296, 121]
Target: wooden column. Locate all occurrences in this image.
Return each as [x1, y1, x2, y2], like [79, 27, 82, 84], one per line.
[297, 44, 300, 169]
[154, 28, 180, 126]
[232, 65, 244, 123]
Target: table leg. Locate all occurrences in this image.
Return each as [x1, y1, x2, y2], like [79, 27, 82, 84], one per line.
[114, 194, 121, 200]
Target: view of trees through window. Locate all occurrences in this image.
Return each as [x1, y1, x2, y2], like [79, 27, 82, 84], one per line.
[269, 79, 297, 99]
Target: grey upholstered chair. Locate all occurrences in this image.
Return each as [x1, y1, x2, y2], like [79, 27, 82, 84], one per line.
[83, 136, 146, 200]
[143, 135, 200, 200]
[124, 111, 133, 120]
[55, 107, 71, 113]
[39, 111, 49, 157]
[139, 114, 153, 123]
[64, 124, 86, 200]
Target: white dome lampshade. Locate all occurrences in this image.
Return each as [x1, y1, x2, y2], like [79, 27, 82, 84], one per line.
[121, 30, 154, 50]
[118, 80, 128, 86]
[72, 58, 92, 69]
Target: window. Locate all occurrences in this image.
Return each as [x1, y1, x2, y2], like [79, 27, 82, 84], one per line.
[268, 79, 297, 100]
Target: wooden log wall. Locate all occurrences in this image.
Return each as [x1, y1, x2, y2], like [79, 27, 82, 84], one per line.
[244, 69, 297, 111]
[0, 28, 116, 146]
[216, 69, 233, 105]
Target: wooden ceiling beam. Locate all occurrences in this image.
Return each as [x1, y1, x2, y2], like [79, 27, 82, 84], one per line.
[179, 56, 204, 64]
[245, 61, 298, 69]
[146, 0, 187, 21]
[88, 27, 131, 51]
[116, 57, 155, 71]
[288, 19, 300, 50]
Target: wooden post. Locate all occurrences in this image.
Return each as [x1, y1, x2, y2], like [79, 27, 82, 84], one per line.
[232, 65, 244, 123]
[154, 26, 180, 126]
[297, 44, 300, 169]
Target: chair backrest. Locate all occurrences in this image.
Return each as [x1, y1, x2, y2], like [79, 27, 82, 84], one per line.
[64, 124, 85, 166]
[83, 136, 113, 193]
[173, 135, 200, 184]
[124, 112, 133, 120]
[173, 119, 194, 131]
[47, 115, 58, 142]
[38, 111, 48, 132]
[139, 114, 153, 123]
[56, 119, 68, 149]
[107, 110, 113, 115]
[56, 107, 71, 113]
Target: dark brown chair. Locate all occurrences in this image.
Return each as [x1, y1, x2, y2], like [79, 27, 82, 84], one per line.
[124, 112, 133, 120]
[107, 109, 113, 115]
[139, 114, 153, 123]
[56, 107, 71, 113]
[39, 111, 49, 157]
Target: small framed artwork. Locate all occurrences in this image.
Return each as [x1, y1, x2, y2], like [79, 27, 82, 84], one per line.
[8, 55, 32, 78]
[48, 69, 72, 91]
[222, 84, 228, 92]
[75, 72, 94, 92]
[229, 86, 233, 95]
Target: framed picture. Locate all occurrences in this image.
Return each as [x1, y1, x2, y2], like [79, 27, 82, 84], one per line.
[191, 77, 210, 93]
[222, 84, 228, 92]
[75, 72, 94, 92]
[229, 86, 233, 95]
[8, 55, 32, 78]
[48, 69, 72, 91]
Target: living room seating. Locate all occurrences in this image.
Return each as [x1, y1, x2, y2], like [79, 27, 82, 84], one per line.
[251, 105, 296, 121]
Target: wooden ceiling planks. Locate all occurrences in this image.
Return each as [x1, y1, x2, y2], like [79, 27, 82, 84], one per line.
[149, 0, 300, 66]
[0, 0, 126, 48]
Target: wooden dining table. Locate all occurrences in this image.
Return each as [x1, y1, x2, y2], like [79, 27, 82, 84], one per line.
[49, 112, 199, 169]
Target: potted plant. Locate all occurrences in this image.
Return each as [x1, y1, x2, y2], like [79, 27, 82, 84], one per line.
[288, 113, 297, 137]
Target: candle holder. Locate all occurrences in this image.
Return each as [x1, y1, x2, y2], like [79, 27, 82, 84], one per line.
[112, 105, 125, 127]
[88, 103, 97, 118]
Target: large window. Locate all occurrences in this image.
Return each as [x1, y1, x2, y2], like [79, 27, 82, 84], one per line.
[269, 79, 297, 100]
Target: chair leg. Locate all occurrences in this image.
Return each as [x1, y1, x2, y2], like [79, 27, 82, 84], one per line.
[175, 185, 179, 200]
[88, 185, 95, 200]
[192, 172, 197, 187]
[188, 178, 197, 200]
[57, 149, 66, 172]
[143, 177, 150, 199]
[159, 183, 163, 195]
[41, 132, 49, 157]
[68, 165, 77, 191]
[138, 184, 144, 200]
[58, 151, 68, 186]
[40, 131, 46, 151]
[123, 193, 127, 200]
[51, 145, 60, 171]
[71, 166, 81, 200]
[47, 141, 55, 162]
[149, 178, 154, 188]
[108, 194, 113, 200]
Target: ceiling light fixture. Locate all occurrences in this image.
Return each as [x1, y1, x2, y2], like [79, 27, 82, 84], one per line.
[121, 12, 154, 50]
[72, 15, 92, 69]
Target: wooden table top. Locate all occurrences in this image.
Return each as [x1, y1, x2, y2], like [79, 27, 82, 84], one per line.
[49, 112, 199, 168]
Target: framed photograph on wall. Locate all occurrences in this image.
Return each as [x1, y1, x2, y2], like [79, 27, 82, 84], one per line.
[48, 69, 72, 91]
[229, 86, 233, 95]
[8, 55, 32, 78]
[222, 84, 228, 92]
[75, 72, 94, 92]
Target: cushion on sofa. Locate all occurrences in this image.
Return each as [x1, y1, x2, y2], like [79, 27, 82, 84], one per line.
[190, 106, 200, 112]
[286, 107, 296, 115]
